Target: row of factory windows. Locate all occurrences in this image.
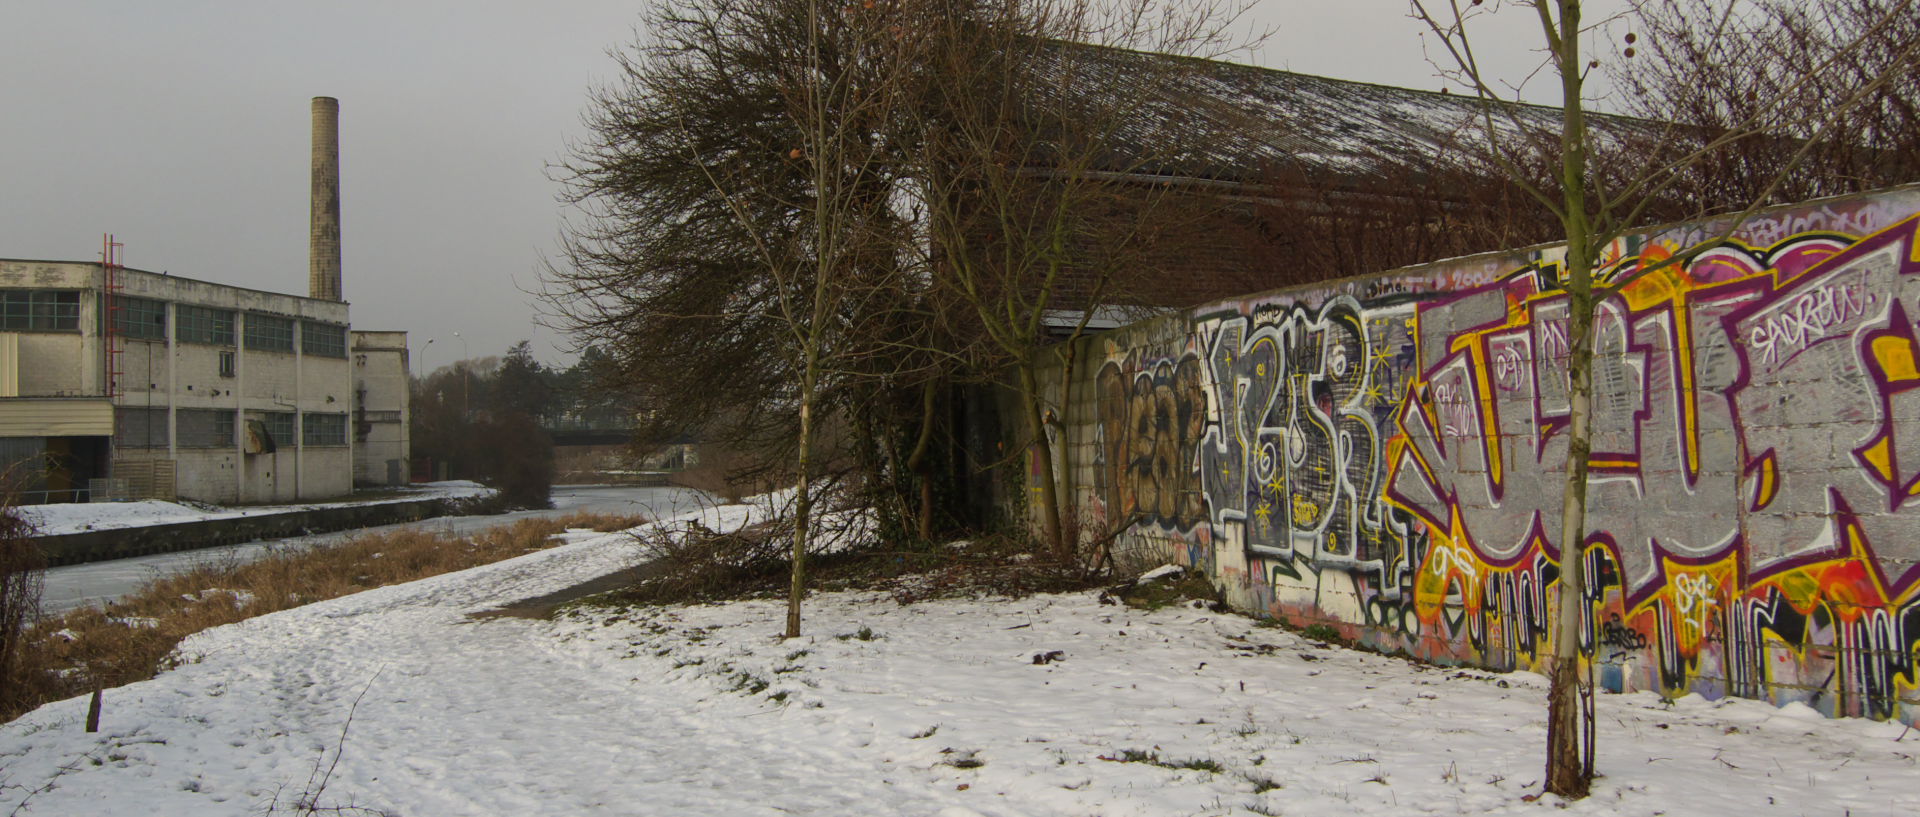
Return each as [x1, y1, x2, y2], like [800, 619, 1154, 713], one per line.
[0, 290, 346, 358]
[114, 408, 348, 449]
[0, 291, 80, 331]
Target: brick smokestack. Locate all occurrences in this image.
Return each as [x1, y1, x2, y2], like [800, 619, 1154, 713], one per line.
[309, 96, 343, 302]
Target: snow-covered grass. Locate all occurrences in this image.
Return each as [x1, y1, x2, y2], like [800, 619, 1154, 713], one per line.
[1, 500, 1914, 816]
[17, 481, 495, 537]
[551, 594, 1917, 817]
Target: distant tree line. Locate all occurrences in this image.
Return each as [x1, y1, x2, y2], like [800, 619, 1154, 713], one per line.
[411, 342, 640, 508]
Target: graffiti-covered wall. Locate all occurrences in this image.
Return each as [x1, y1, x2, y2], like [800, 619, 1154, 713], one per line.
[1031, 185, 1920, 725]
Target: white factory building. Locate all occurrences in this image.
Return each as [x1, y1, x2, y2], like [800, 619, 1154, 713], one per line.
[0, 97, 410, 505]
[0, 257, 410, 504]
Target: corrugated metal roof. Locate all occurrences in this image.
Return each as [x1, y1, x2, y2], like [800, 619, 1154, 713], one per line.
[0, 398, 114, 438]
[1032, 41, 1647, 184]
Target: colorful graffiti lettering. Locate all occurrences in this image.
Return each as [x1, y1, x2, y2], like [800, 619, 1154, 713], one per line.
[1386, 217, 1920, 718]
[1076, 200, 1920, 724]
[1096, 352, 1207, 529]
[1190, 297, 1422, 586]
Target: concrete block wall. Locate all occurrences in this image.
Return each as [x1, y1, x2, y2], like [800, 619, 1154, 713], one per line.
[241, 348, 301, 403]
[350, 330, 409, 486]
[0, 260, 100, 396]
[119, 339, 170, 395]
[238, 446, 351, 502]
[299, 447, 353, 499]
[15, 335, 86, 395]
[174, 448, 241, 504]
[1021, 184, 1920, 726]
[168, 341, 239, 410]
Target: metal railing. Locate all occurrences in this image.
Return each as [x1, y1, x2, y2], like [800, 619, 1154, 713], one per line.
[17, 487, 91, 505]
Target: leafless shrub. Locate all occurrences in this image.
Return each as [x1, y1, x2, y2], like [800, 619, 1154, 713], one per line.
[0, 487, 44, 723]
[471, 412, 554, 510]
[619, 519, 795, 604]
[668, 447, 762, 505]
[1617, 0, 1920, 218]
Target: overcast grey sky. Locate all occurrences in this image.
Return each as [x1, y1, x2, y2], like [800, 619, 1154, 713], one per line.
[0, 1, 1623, 373]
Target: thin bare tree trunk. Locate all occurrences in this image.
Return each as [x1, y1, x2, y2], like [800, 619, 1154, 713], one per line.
[1546, 277, 1595, 797]
[905, 377, 939, 542]
[1407, 0, 1920, 799]
[787, 374, 815, 638]
[1017, 362, 1066, 559]
[1544, 0, 1596, 797]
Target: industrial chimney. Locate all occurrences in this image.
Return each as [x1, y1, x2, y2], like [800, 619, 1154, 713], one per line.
[309, 96, 343, 302]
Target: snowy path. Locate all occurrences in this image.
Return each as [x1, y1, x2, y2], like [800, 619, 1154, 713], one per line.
[2, 501, 952, 816]
[3, 500, 1917, 816]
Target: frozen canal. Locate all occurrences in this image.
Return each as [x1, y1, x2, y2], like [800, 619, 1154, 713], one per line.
[39, 484, 710, 615]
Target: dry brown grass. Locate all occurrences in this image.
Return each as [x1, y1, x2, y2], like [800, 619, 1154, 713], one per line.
[598, 522, 1102, 610]
[2, 511, 646, 723]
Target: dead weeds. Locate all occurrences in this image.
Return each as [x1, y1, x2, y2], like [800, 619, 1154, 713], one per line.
[588, 526, 1104, 610]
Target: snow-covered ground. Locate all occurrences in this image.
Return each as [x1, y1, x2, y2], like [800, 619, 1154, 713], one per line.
[16, 481, 496, 537]
[2, 501, 1914, 816]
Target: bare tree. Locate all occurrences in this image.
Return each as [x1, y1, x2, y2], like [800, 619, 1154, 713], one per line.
[547, 1, 828, 487]
[552, 0, 931, 636]
[0, 482, 43, 719]
[551, 0, 1270, 569]
[911, 0, 1263, 560]
[1617, 0, 1920, 214]
[1412, 0, 1920, 799]
[757, 0, 924, 637]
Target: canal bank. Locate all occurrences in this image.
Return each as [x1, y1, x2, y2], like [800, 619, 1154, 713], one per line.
[38, 485, 712, 613]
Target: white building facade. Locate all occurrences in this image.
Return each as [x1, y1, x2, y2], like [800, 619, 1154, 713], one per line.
[0, 258, 407, 504]
[350, 330, 410, 488]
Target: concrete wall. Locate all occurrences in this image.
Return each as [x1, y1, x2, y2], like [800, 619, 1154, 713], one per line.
[33, 495, 465, 566]
[0, 260, 103, 396]
[1021, 184, 1920, 726]
[351, 330, 409, 486]
[173, 448, 241, 503]
[15, 334, 87, 395]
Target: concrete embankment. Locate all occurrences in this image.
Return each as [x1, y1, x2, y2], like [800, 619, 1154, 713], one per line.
[32, 497, 485, 566]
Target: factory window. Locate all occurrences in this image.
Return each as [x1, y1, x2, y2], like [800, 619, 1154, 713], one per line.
[114, 407, 170, 449]
[112, 296, 167, 340]
[0, 290, 80, 331]
[177, 409, 238, 448]
[218, 349, 236, 378]
[177, 305, 236, 346]
[302, 322, 347, 358]
[245, 313, 295, 352]
[252, 411, 296, 447]
[302, 412, 348, 447]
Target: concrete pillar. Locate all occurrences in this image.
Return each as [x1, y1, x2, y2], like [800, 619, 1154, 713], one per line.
[310, 97, 343, 302]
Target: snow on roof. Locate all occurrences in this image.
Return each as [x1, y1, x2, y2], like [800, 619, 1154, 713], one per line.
[1033, 41, 1652, 185]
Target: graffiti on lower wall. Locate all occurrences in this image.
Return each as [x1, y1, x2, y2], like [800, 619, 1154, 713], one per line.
[1084, 203, 1920, 723]
[1096, 351, 1206, 531]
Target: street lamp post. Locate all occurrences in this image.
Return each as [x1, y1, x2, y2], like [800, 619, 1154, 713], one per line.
[453, 331, 469, 417]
